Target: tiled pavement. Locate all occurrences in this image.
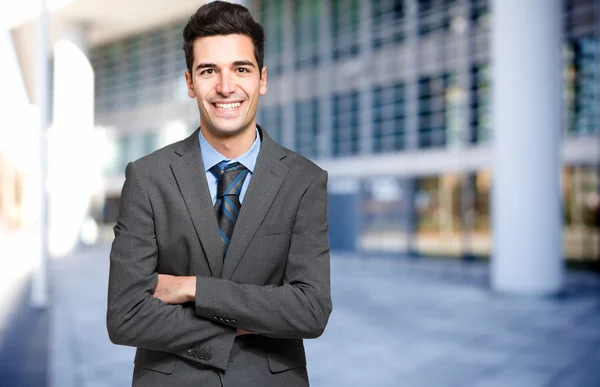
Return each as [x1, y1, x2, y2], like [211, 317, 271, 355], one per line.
[0, 280, 48, 387]
[2, 242, 600, 387]
[0, 230, 48, 387]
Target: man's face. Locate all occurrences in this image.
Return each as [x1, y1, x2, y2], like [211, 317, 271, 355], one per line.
[185, 34, 267, 139]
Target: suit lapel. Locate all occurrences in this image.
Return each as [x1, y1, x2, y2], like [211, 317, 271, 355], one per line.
[222, 128, 289, 279]
[170, 129, 224, 277]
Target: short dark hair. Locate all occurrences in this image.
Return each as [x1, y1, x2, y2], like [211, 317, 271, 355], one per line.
[183, 1, 265, 74]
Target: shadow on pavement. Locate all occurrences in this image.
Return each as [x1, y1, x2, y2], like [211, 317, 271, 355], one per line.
[0, 277, 48, 387]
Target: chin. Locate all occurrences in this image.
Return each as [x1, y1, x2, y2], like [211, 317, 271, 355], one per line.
[211, 123, 250, 138]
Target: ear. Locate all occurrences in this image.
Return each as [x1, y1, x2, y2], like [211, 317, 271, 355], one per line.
[259, 66, 267, 96]
[185, 70, 196, 98]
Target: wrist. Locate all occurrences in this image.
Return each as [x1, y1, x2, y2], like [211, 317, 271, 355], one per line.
[188, 276, 197, 302]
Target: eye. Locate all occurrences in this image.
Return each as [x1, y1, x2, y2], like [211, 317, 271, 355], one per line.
[201, 69, 215, 75]
[236, 68, 250, 73]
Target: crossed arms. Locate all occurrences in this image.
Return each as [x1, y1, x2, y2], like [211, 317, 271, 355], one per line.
[106, 162, 332, 371]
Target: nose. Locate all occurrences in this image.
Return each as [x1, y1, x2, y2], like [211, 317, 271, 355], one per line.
[215, 70, 236, 97]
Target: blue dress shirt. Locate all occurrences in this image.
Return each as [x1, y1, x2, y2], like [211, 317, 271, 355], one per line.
[199, 128, 261, 205]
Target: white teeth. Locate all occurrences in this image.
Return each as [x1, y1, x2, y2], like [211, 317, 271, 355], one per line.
[215, 102, 241, 110]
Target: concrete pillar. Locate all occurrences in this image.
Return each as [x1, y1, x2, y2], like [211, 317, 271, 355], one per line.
[281, 0, 295, 149]
[404, 0, 419, 150]
[358, 0, 373, 154]
[403, 0, 420, 256]
[48, 23, 98, 257]
[491, 0, 563, 295]
[318, 0, 333, 158]
[461, 173, 476, 260]
[455, 0, 476, 260]
[402, 178, 418, 256]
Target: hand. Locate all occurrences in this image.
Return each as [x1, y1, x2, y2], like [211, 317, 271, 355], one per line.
[236, 328, 257, 336]
[153, 274, 196, 304]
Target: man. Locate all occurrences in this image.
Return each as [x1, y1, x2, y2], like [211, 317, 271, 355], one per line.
[106, 1, 332, 386]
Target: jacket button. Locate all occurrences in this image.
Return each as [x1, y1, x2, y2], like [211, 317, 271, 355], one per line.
[204, 352, 212, 360]
[231, 319, 238, 324]
[187, 348, 196, 357]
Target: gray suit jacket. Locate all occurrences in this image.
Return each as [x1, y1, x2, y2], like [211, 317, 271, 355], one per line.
[107, 127, 332, 387]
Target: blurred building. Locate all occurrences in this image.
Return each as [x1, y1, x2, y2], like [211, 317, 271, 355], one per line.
[5, 0, 600, 263]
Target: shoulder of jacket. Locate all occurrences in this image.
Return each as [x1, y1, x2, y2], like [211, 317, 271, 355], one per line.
[128, 141, 181, 174]
[279, 148, 325, 178]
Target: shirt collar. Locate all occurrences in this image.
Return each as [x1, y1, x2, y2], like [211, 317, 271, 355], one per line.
[199, 128, 261, 173]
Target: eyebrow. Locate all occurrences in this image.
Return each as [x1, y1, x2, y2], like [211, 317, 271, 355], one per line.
[195, 63, 217, 72]
[194, 61, 256, 72]
[232, 60, 256, 68]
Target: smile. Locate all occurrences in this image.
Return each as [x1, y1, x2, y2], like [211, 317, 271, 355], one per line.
[213, 102, 242, 110]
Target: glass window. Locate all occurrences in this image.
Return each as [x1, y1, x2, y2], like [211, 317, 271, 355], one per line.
[123, 37, 144, 108]
[92, 43, 120, 112]
[332, 90, 360, 157]
[261, 0, 284, 76]
[373, 83, 405, 152]
[418, 73, 450, 148]
[418, 0, 455, 36]
[470, 0, 489, 29]
[258, 105, 283, 144]
[331, 0, 360, 60]
[116, 135, 131, 173]
[172, 20, 188, 76]
[358, 177, 409, 253]
[147, 29, 168, 82]
[91, 20, 189, 111]
[143, 132, 159, 155]
[470, 64, 491, 144]
[563, 166, 600, 261]
[372, 0, 404, 49]
[110, 132, 160, 174]
[566, 36, 598, 136]
[294, 0, 320, 69]
[414, 172, 486, 258]
[102, 135, 120, 175]
[294, 99, 319, 158]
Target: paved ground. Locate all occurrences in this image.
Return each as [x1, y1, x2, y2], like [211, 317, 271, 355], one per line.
[49, 244, 600, 387]
[0, 279, 48, 387]
[0, 230, 48, 387]
[2, 241, 600, 387]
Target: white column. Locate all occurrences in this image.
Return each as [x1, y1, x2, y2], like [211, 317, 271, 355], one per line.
[491, 0, 563, 295]
[48, 23, 99, 257]
[31, 0, 50, 308]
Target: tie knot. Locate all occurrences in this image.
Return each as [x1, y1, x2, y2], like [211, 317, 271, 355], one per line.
[209, 161, 248, 198]
[209, 161, 245, 177]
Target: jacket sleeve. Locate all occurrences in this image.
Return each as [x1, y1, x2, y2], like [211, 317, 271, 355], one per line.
[106, 161, 236, 371]
[194, 169, 333, 339]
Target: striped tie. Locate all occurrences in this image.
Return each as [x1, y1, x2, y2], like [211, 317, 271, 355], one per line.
[209, 161, 249, 256]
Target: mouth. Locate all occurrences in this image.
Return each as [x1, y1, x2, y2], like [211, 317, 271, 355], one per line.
[211, 101, 244, 115]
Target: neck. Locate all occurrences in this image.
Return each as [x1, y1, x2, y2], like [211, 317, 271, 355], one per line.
[201, 124, 257, 159]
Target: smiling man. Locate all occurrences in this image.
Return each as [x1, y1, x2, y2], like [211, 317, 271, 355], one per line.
[106, 2, 332, 387]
